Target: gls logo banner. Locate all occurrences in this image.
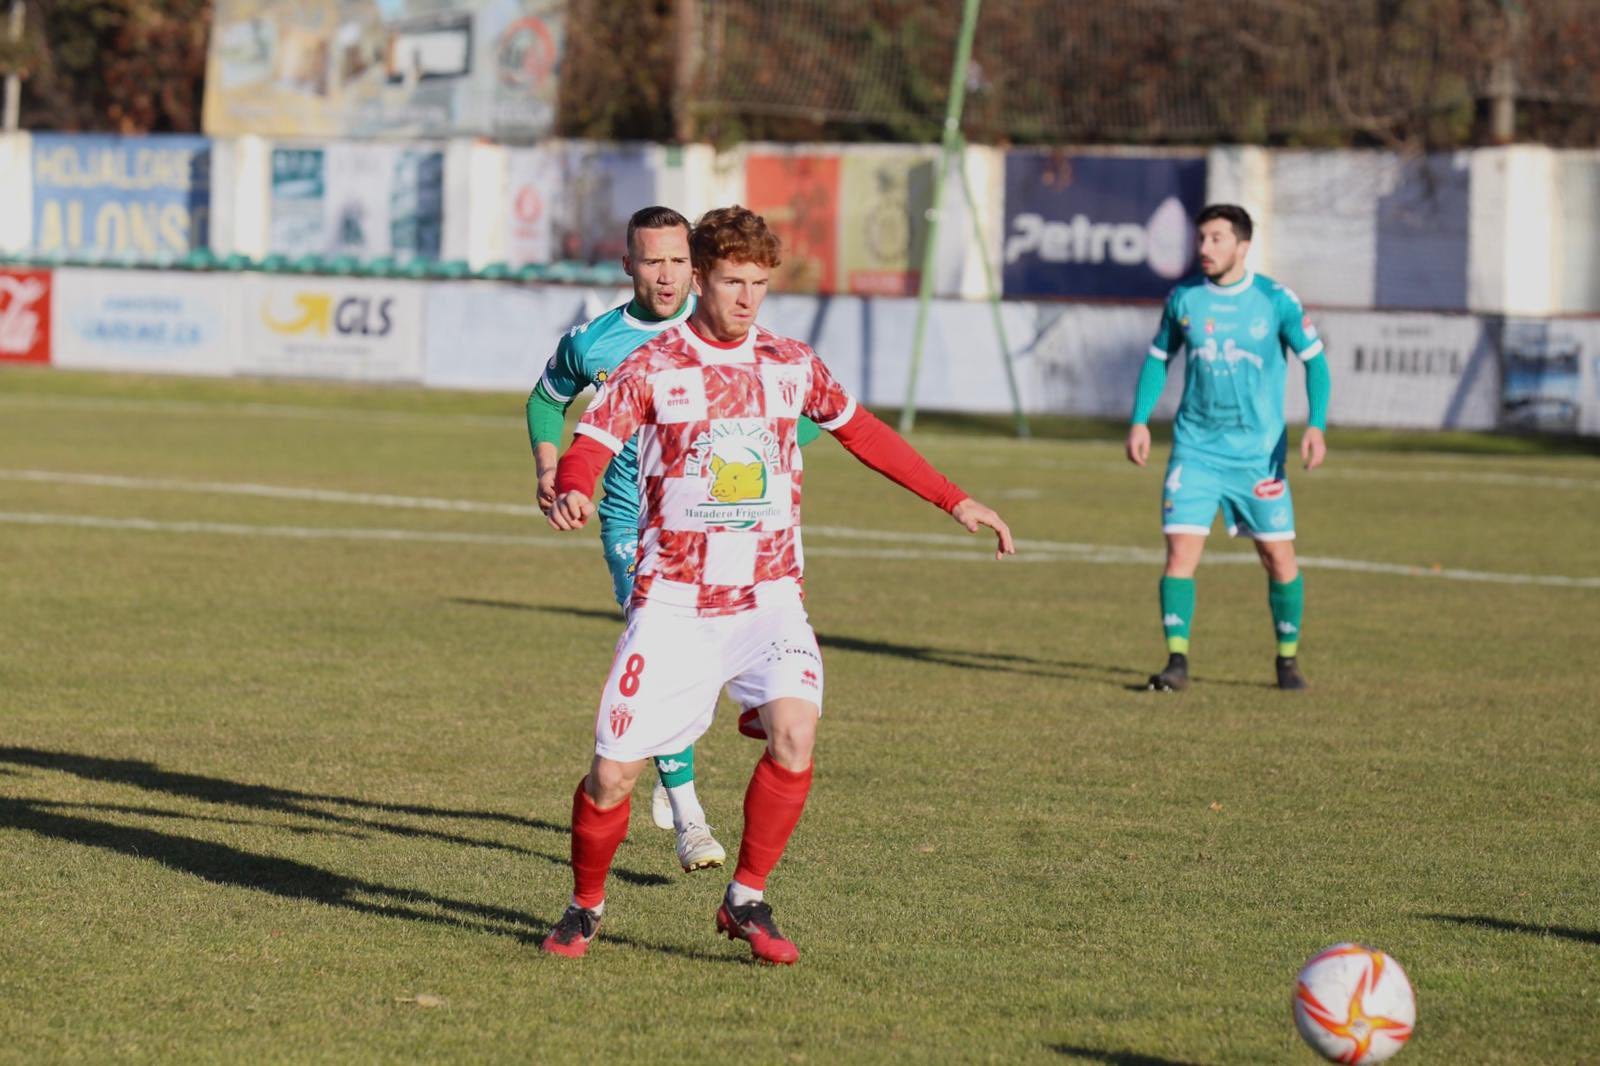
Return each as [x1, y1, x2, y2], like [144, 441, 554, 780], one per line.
[1002, 153, 1206, 300]
[263, 292, 395, 338]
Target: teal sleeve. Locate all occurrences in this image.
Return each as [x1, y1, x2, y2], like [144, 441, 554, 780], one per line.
[526, 379, 570, 451]
[1130, 355, 1170, 425]
[797, 416, 821, 447]
[1304, 352, 1330, 431]
[538, 331, 588, 403]
[1150, 290, 1185, 358]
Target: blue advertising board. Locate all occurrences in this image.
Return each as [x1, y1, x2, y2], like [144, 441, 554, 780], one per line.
[31, 134, 211, 259]
[1002, 152, 1206, 300]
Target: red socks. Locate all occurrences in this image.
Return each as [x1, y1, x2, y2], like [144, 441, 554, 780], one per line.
[734, 753, 814, 890]
[570, 779, 630, 909]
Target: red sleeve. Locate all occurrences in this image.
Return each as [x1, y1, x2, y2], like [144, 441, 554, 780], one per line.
[830, 407, 968, 513]
[554, 434, 614, 497]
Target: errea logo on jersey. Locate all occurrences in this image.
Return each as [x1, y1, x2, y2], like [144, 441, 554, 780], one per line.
[1004, 196, 1192, 280]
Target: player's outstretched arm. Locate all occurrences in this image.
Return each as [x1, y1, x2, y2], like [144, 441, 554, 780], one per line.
[951, 497, 1015, 560]
[829, 407, 1014, 561]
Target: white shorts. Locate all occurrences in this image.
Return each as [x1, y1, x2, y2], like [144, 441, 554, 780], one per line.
[592, 603, 825, 762]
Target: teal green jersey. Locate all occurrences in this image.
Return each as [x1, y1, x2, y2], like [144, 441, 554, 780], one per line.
[1149, 271, 1324, 466]
[537, 296, 696, 530]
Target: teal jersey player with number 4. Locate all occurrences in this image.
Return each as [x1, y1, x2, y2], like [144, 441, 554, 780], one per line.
[1125, 203, 1331, 693]
[527, 206, 819, 874]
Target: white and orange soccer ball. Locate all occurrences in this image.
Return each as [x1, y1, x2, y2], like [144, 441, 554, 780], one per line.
[1292, 943, 1416, 1064]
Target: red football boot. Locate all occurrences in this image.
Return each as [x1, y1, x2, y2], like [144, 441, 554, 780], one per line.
[716, 897, 799, 965]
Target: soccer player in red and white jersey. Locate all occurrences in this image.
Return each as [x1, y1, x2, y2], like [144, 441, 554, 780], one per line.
[540, 206, 1013, 964]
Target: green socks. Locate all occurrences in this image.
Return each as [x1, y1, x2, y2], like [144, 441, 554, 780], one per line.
[1268, 574, 1304, 657]
[1159, 576, 1195, 654]
[654, 745, 696, 789]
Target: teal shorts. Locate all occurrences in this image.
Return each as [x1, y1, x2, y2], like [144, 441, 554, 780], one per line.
[1161, 452, 1296, 541]
[599, 526, 639, 610]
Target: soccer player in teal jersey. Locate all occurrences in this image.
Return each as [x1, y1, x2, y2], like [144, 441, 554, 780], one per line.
[527, 206, 821, 871]
[1125, 204, 1331, 692]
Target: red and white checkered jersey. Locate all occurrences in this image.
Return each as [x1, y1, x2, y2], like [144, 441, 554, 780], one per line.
[572, 321, 857, 617]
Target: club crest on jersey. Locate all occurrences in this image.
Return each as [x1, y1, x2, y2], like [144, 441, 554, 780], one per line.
[684, 421, 783, 529]
[608, 703, 634, 737]
[1253, 478, 1287, 500]
[779, 378, 799, 408]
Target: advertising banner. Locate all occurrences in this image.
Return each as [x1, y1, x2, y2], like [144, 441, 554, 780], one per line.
[0, 268, 51, 364]
[240, 275, 424, 381]
[745, 154, 840, 294]
[269, 145, 326, 253]
[1002, 152, 1205, 300]
[423, 281, 624, 390]
[51, 269, 238, 374]
[552, 144, 668, 263]
[1310, 311, 1497, 430]
[505, 145, 561, 266]
[1027, 303, 1171, 418]
[837, 151, 938, 297]
[205, 0, 565, 140]
[31, 134, 211, 258]
[268, 142, 443, 260]
[1497, 317, 1589, 434]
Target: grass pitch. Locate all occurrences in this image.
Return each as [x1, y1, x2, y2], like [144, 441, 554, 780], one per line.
[0, 366, 1596, 1064]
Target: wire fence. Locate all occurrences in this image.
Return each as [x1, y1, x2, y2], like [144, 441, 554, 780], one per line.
[690, 0, 1600, 147]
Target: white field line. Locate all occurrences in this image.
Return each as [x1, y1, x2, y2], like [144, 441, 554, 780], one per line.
[3, 470, 1600, 589]
[4, 392, 1596, 488]
[0, 393, 517, 429]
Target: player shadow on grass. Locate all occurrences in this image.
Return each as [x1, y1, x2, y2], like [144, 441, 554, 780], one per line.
[1423, 912, 1600, 947]
[1048, 1045, 1208, 1066]
[453, 599, 1168, 689]
[0, 795, 740, 963]
[0, 746, 564, 854]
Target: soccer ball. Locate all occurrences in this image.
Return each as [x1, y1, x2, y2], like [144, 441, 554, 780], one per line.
[1292, 943, 1416, 1064]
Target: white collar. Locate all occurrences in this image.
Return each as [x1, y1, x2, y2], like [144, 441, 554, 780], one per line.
[1203, 271, 1254, 296]
[621, 295, 695, 331]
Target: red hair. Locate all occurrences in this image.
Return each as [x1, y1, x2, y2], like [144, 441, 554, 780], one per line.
[690, 206, 782, 274]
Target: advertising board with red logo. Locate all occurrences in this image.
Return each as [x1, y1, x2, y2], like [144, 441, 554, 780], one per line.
[0, 268, 51, 364]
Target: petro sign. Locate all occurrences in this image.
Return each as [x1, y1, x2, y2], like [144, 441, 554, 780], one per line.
[1002, 152, 1206, 300]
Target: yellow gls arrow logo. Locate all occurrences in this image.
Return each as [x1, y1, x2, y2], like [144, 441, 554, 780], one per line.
[263, 293, 333, 335]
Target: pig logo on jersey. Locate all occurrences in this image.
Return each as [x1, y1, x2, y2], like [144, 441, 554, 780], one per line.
[710, 455, 765, 502]
[684, 421, 783, 529]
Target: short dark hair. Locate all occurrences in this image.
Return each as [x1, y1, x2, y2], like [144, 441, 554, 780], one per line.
[626, 205, 691, 255]
[1196, 203, 1253, 242]
[690, 205, 782, 274]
